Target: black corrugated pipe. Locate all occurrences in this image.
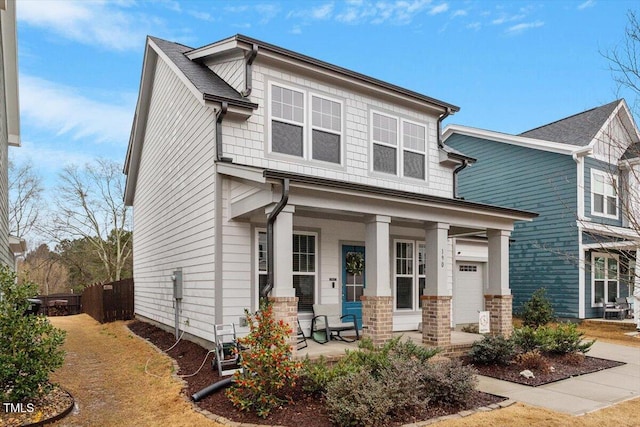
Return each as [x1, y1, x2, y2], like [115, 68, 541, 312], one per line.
[241, 44, 258, 98]
[262, 178, 290, 298]
[436, 107, 452, 149]
[453, 159, 469, 199]
[216, 102, 232, 162]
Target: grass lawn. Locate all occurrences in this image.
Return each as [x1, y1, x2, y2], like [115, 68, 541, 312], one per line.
[48, 314, 638, 426]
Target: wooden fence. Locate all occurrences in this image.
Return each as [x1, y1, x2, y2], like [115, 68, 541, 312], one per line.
[82, 278, 134, 323]
[35, 293, 82, 316]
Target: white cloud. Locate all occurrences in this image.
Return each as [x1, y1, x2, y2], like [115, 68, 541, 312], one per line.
[429, 3, 449, 15]
[312, 3, 334, 19]
[19, 75, 135, 145]
[578, 0, 596, 10]
[452, 9, 467, 18]
[17, 0, 157, 51]
[491, 14, 525, 25]
[506, 21, 544, 34]
[467, 22, 481, 31]
[10, 140, 95, 175]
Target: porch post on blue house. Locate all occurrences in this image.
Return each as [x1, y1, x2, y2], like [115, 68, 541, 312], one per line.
[361, 215, 393, 347]
[634, 249, 640, 330]
[486, 229, 512, 337]
[422, 222, 451, 347]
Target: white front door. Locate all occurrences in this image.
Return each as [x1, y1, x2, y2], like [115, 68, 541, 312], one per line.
[454, 262, 485, 325]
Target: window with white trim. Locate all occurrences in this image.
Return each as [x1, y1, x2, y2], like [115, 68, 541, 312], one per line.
[256, 230, 317, 312]
[394, 240, 427, 310]
[371, 111, 427, 179]
[591, 170, 618, 218]
[271, 84, 305, 157]
[592, 253, 619, 305]
[269, 83, 342, 164]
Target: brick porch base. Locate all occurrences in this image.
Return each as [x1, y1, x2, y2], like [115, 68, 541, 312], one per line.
[361, 296, 393, 347]
[421, 295, 452, 347]
[268, 296, 299, 355]
[484, 294, 513, 338]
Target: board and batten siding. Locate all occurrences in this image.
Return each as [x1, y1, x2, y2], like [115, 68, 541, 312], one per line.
[132, 57, 218, 342]
[446, 134, 580, 318]
[0, 32, 13, 268]
[217, 59, 454, 199]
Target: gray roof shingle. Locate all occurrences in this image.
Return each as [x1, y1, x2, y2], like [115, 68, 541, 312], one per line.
[149, 36, 257, 109]
[518, 100, 621, 146]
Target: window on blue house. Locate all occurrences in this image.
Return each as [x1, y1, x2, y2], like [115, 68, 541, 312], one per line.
[591, 170, 618, 219]
[592, 253, 619, 305]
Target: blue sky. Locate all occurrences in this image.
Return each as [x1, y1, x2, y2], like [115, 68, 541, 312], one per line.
[12, 0, 639, 194]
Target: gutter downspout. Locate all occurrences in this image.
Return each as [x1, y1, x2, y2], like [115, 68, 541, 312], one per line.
[241, 44, 258, 98]
[216, 102, 232, 162]
[437, 107, 452, 149]
[452, 159, 469, 199]
[263, 178, 290, 298]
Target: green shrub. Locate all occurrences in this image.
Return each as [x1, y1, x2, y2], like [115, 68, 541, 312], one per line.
[225, 301, 302, 418]
[379, 357, 430, 415]
[544, 323, 595, 355]
[300, 356, 331, 394]
[0, 266, 66, 402]
[520, 288, 554, 328]
[512, 326, 550, 353]
[325, 369, 394, 427]
[423, 359, 477, 406]
[469, 334, 515, 365]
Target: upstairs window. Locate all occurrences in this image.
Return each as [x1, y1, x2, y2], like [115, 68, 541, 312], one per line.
[591, 170, 618, 219]
[269, 83, 342, 165]
[311, 95, 341, 164]
[371, 111, 427, 180]
[271, 84, 305, 157]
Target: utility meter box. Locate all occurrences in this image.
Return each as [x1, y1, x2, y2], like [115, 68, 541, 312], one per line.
[172, 268, 183, 300]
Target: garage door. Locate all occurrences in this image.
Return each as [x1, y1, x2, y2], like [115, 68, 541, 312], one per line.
[454, 262, 485, 325]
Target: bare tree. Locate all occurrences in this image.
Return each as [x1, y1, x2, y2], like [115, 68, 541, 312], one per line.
[8, 159, 43, 240]
[46, 158, 132, 282]
[18, 244, 69, 295]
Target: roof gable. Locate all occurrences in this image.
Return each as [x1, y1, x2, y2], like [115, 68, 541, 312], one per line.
[518, 100, 621, 146]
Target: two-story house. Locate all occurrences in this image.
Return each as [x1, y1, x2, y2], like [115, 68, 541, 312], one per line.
[444, 99, 640, 321]
[1, 0, 24, 268]
[124, 34, 536, 351]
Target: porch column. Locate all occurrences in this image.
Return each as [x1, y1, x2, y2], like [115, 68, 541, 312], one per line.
[485, 229, 513, 338]
[265, 204, 299, 353]
[362, 215, 393, 347]
[422, 222, 451, 347]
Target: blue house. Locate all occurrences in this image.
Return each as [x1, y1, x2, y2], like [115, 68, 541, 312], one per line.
[444, 100, 640, 319]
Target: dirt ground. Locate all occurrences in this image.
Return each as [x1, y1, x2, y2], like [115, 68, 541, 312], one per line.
[48, 315, 222, 427]
[48, 315, 639, 426]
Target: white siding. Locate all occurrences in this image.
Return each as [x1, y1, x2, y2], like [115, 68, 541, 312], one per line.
[209, 58, 244, 94]
[593, 114, 632, 164]
[0, 26, 12, 267]
[219, 61, 454, 199]
[132, 57, 218, 342]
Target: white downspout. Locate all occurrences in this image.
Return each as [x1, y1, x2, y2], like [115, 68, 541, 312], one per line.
[573, 147, 591, 319]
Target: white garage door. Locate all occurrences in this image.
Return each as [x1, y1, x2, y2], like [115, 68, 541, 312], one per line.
[454, 262, 485, 325]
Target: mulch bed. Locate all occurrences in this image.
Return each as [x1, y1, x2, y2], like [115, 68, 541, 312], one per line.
[0, 386, 74, 427]
[128, 320, 506, 426]
[468, 355, 625, 387]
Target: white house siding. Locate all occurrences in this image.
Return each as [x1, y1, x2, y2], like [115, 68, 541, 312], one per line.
[133, 57, 218, 343]
[218, 60, 454, 199]
[209, 57, 245, 94]
[593, 114, 632, 163]
[0, 30, 12, 268]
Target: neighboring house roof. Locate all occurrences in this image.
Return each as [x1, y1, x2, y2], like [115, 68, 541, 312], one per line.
[149, 36, 257, 110]
[518, 100, 621, 146]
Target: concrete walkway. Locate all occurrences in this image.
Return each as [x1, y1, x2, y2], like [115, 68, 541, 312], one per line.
[477, 340, 640, 415]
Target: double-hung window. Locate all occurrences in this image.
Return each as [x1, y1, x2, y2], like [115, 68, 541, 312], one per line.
[394, 240, 427, 310]
[402, 120, 426, 179]
[591, 170, 618, 218]
[256, 231, 317, 312]
[592, 253, 619, 305]
[270, 83, 342, 164]
[371, 111, 427, 179]
[311, 95, 342, 164]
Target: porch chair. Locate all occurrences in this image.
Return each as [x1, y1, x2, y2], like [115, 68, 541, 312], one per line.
[296, 319, 308, 350]
[310, 304, 359, 344]
[601, 298, 625, 320]
[615, 297, 633, 319]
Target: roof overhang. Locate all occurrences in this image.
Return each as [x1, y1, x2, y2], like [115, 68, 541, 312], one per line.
[443, 124, 592, 157]
[188, 34, 459, 116]
[1, 0, 20, 146]
[580, 220, 640, 243]
[9, 235, 26, 255]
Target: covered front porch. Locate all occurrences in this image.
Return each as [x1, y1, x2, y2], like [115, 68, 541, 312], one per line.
[220, 164, 537, 351]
